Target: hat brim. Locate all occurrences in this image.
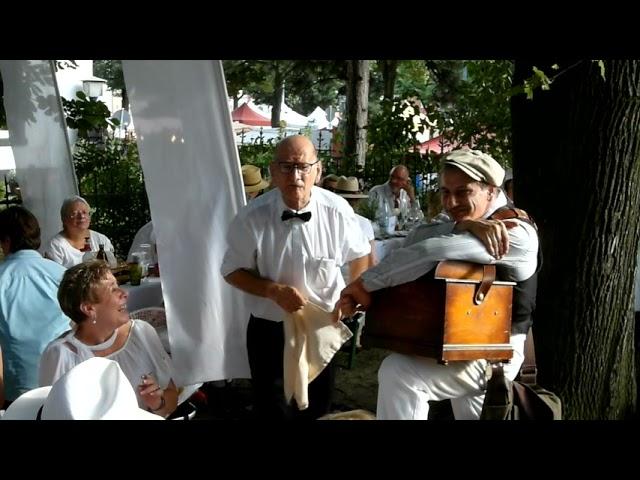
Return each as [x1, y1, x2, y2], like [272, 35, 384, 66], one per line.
[444, 159, 486, 183]
[339, 193, 369, 199]
[2, 386, 51, 420]
[244, 179, 270, 193]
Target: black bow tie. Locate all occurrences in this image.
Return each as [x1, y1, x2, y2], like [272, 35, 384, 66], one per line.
[281, 210, 312, 222]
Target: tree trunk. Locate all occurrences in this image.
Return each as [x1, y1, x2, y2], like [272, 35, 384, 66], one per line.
[512, 60, 640, 419]
[344, 60, 370, 168]
[271, 68, 284, 128]
[122, 88, 129, 110]
[381, 60, 399, 100]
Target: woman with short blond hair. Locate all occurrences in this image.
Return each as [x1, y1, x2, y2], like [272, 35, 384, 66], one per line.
[39, 260, 178, 418]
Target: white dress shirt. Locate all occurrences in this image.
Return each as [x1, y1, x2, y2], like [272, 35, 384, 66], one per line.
[368, 180, 412, 213]
[221, 186, 371, 322]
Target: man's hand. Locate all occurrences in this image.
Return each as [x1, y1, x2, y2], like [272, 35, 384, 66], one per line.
[334, 278, 372, 321]
[266, 283, 307, 313]
[401, 179, 416, 203]
[455, 218, 518, 259]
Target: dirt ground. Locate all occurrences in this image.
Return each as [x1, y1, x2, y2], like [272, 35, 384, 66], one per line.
[331, 347, 389, 414]
[191, 346, 389, 420]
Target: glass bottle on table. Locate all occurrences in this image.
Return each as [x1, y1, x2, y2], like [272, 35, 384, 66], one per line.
[129, 253, 142, 286]
[138, 243, 153, 278]
[81, 236, 96, 263]
[81, 236, 91, 252]
[96, 243, 108, 261]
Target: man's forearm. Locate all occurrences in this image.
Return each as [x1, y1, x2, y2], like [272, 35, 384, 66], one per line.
[224, 269, 277, 299]
[349, 255, 370, 283]
[361, 232, 494, 292]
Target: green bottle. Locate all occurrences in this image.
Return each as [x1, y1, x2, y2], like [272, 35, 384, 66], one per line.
[129, 254, 142, 286]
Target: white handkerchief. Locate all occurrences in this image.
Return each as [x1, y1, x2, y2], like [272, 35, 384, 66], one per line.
[283, 302, 352, 410]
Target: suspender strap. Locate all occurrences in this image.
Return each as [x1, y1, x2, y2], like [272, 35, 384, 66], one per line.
[489, 206, 537, 228]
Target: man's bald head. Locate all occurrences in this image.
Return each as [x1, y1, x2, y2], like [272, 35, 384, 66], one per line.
[389, 164, 411, 194]
[274, 135, 317, 164]
[270, 135, 322, 210]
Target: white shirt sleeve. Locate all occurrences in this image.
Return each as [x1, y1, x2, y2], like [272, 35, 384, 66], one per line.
[43, 235, 66, 266]
[362, 220, 538, 292]
[133, 320, 174, 389]
[39, 338, 82, 386]
[220, 212, 258, 277]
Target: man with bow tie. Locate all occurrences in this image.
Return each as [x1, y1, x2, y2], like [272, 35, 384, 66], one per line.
[221, 135, 371, 420]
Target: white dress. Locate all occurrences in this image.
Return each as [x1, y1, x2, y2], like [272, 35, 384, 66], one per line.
[39, 320, 174, 408]
[43, 230, 115, 268]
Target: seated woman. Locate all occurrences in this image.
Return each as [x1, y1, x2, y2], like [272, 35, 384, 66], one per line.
[39, 260, 178, 418]
[43, 196, 115, 268]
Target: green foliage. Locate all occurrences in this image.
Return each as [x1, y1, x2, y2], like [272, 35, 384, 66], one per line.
[237, 141, 276, 172]
[355, 198, 378, 221]
[73, 136, 150, 257]
[53, 60, 78, 72]
[93, 60, 125, 92]
[428, 60, 514, 166]
[365, 98, 438, 184]
[223, 60, 345, 117]
[62, 91, 120, 139]
[395, 61, 436, 101]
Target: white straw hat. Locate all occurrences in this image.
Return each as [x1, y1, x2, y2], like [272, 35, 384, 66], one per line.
[335, 176, 368, 199]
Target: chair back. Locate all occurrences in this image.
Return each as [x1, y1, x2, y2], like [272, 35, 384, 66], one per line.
[129, 307, 170, 353]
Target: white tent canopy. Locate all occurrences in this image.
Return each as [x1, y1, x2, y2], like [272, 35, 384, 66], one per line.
[306, 106, 331, 130]
[259, 102, 309, 128]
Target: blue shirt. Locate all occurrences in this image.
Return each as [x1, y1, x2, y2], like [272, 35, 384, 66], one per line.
[0, 250, 71, 401]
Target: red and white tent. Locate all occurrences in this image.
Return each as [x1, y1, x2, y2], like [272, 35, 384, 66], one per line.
[231, 103, 271, 126]
[418, 135, 458, 155]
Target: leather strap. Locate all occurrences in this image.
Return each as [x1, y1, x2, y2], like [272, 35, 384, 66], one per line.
[474, 264, 496, 305]
[489, 206, 537, 229]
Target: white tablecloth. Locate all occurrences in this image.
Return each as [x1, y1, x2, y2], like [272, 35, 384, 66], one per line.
[123, 277, 164, 312]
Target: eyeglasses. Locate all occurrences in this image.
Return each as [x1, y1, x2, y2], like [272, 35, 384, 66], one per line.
[277, 160, 320, 175]
[67, 211, 91, 219]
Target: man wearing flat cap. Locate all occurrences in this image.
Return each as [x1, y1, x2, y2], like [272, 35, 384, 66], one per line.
[337, 148, 540, 420]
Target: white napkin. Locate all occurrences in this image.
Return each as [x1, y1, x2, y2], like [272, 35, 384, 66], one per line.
[283, 302, 352, 410]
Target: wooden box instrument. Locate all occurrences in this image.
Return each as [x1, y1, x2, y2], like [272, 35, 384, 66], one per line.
[363, 261, 515, 362]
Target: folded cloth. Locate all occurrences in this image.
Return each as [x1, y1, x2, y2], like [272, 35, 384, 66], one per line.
[283, 302, 352, 410]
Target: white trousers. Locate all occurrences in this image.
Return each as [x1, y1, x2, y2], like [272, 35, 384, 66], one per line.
[376, 334, 526, 420]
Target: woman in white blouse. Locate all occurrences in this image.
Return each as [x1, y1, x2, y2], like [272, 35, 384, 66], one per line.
[39, 260, 178, 418]
[43, 196, 115, 268]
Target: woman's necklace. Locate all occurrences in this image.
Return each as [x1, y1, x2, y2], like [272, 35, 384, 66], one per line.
[76, 328, 119, 351]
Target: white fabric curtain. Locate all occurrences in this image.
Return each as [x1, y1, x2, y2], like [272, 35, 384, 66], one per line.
[0, 60, 77, 245]
[122, 60, 251, 385]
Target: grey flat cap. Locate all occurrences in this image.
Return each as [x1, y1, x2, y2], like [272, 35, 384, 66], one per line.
[443, 149, 505, 187]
